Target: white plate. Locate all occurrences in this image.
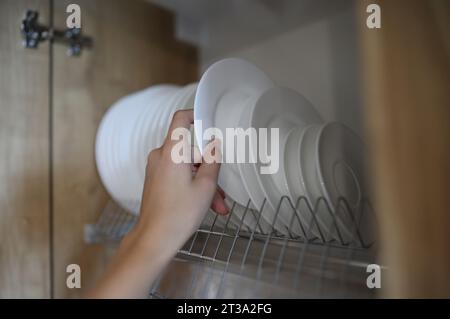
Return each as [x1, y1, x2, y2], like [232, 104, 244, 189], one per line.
[145, 87, 179, 149]
[250, 87, 323, 235]
[137, 86, 178, 148]
[235, 98, 273, 233]
[316, 122, 366, 241]
[154, 87, 182, 147]
[299, 124, 337, 241]
[179, 83, 198, 109]
[160, 88, 186, 143]
[178, 84, 245, 229]
[113, 89, 161, 205]
[97, 93, 141, 208]
[178, 84, 198, 151]
[283, 125, 321, 238]
[96, 104, 117, 201]
[283, 127, 305, 203]
[182, 84, 197, 109]
[129, 87, 174, 190]
[194, 58, 274, 207]
[159, 88, 183, 143]
[163, 83, 197, 142]
[134, 86, 179, 189]
[117, 88, 171, 197]
[96, 86, 179, 213]
[107, 93, 140, 202]
[213, 96, 260, 230]
[129, 86, 187, 211]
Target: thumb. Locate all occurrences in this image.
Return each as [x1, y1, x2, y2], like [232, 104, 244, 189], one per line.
[194, 138, 222, 187]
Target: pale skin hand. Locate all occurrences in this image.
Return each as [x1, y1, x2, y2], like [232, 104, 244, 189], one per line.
[87, 109, 227, 298]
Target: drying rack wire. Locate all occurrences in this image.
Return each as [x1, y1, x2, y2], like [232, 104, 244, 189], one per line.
[86, 195, 379, 298]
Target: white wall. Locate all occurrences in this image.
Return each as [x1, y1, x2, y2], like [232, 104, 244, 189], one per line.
[200, 3, 364, 138]
[149, 0, 364, 137]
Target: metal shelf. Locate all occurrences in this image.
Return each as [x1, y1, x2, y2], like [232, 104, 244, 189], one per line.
[87, 196, 379, 298]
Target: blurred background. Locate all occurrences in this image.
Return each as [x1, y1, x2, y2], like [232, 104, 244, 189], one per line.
[0, 0, 449, 298]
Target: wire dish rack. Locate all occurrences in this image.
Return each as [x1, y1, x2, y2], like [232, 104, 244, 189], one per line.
[85, 196, 379, 298]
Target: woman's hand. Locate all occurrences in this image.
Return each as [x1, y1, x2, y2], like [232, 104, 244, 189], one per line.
[88, 109, 227, 298]
[133, 108, 227, 250]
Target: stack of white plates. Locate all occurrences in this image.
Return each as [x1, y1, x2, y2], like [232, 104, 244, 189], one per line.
[95, 83, 197, 214]
[95, 58, 369, 243]
[194, 58, 369, 242]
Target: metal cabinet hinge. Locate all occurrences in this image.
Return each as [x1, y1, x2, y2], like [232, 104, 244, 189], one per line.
[21, 10, 93, 56]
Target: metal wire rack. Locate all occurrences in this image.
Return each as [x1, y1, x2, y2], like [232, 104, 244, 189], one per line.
[86, 195, 379, 298]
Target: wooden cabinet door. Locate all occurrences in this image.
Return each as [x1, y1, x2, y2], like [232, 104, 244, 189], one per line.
[0, 0, 50, 298]
[52, 0, 197, 298]
[358, 0, 450, 297]
[0, 0, 197, 298]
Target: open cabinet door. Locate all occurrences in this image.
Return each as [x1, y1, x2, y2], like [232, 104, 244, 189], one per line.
[359, 0, 450, 297]
[0, 0, 197, 298]
[52, 0, 197, 298]
[0, 0, 51, 298]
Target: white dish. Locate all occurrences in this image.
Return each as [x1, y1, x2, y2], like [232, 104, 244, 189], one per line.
[181, 83, 198, 108]
[97, 84, 206, 215]
[165, 83, 197, 139]
[235, 97, 272, 233]
[155, 88, 183, 146]
[129, 86, 173, 189]
[299, 124, 338, 241]
[194, 58, 274, 152]
[283, 127, 304, 203]
[215, 96, 257, 230]
[316, 122, 366, 241]
[113, 89, 159, 206]
[97, 94, 138, 208]
[194, 58, 274, 207]
[182, 84, 197, 109]
[161, 88, 186, 142]
[96, 86, 180, 213]
[178, 85, 247, 229]
[96, 104, 116, 201]
[135, 86, 178, 188]
[178, 84, 198, 149]
[117, 87, 170, 199]
[283, 125, 321, 238]
[108, 93, 140, 201]
[249, 87, 323, 235]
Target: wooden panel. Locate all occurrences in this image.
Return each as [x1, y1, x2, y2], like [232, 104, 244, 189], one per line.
[52, 0, 197, 298]
[358, 0, 450, 297]
[0, 0, 50, 298]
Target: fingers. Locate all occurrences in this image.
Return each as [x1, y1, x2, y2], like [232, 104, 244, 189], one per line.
[156, 109, 195, 180]
[192, 144, 202, 164]
[217, 186, 225, 198]
[145, 147, 161, 178]
[210, 190, 229, 215]
[165, 109, 193, 146]
[194, 139, 221, 188]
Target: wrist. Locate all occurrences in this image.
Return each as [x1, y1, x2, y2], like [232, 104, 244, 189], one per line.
[89, 224, 176, 298]
[123, 221, 182, 262]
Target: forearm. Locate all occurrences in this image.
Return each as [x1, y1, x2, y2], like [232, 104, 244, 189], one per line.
[87, 226, 179, 299]
[87, 110, 224, 299]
